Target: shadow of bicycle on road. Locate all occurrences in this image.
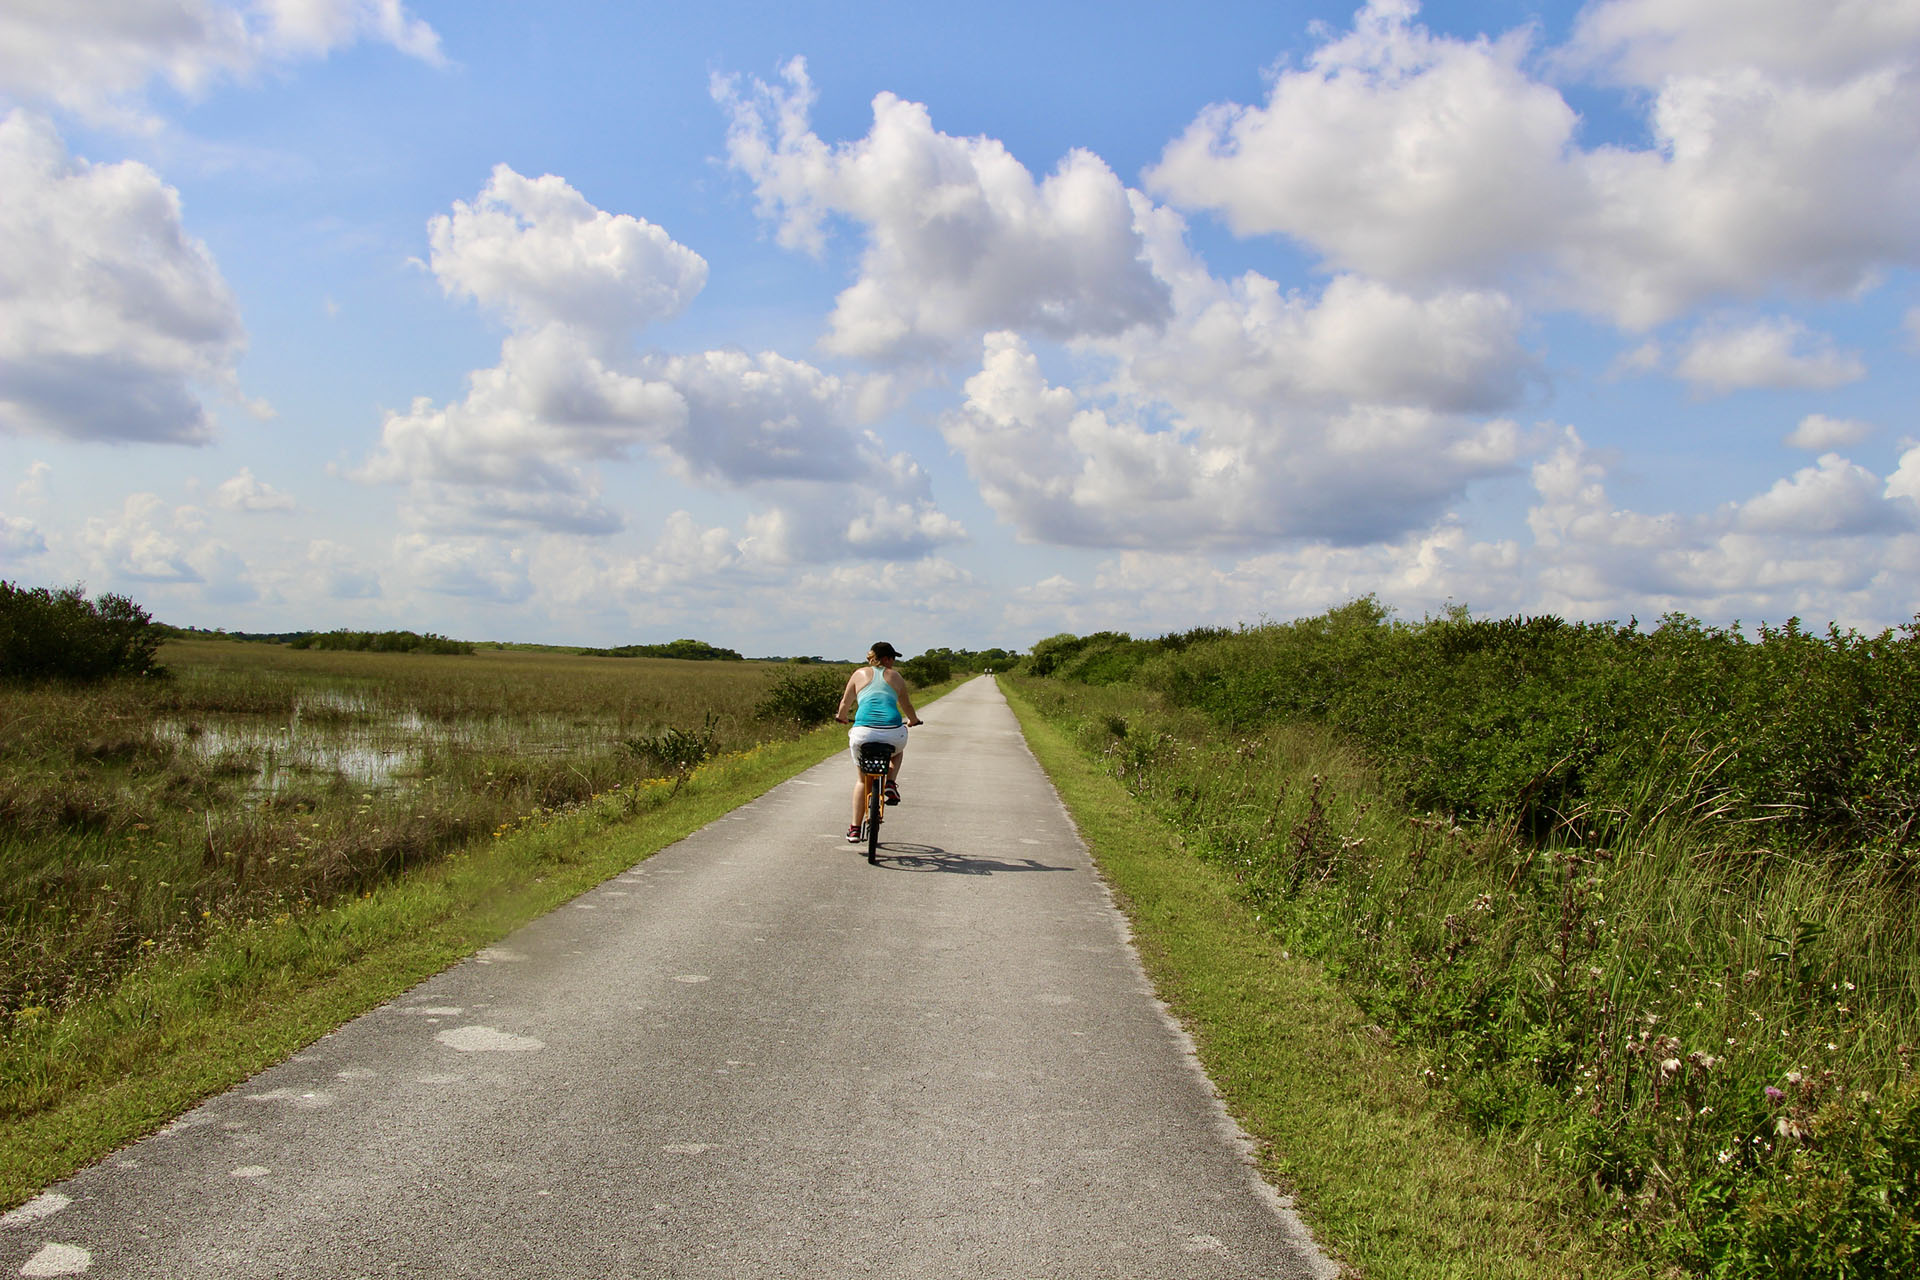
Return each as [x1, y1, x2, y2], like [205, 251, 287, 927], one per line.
[864, 842, 1074, 875]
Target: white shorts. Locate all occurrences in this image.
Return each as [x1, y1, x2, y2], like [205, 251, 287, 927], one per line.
[847, 723, 908, 766]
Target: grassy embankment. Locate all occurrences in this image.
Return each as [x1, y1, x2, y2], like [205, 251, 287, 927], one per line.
[1009, 608, 1919, 1278]
[1, 641, 913, 1206]
[1003, 680, 1636, 1279]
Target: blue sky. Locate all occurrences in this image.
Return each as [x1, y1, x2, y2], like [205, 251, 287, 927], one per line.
[2, 1, 1917, 656]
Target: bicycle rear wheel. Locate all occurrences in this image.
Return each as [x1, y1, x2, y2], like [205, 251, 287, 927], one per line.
[865, 775, 882, 863]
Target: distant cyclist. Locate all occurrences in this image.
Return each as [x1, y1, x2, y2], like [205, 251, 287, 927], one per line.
[834, 641, 922, 843]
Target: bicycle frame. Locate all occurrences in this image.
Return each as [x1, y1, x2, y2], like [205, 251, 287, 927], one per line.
[857, 741, 895, 864]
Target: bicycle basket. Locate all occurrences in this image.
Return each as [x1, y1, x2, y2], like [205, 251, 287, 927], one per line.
[857, 742, 895, 774]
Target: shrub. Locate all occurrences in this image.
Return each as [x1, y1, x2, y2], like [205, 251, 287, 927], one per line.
[0, 582, 164, 683]
[624, 713, 720, 793]
[1137, 601, 1920, 863]
[898, 653, 951, 686]
[755, 667, 848, 725]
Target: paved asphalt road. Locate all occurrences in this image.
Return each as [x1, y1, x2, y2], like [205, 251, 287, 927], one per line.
[3, 677, 1336, 1279]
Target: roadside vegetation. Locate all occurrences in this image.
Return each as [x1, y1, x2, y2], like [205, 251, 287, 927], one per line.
[0, 637, 844, 1023]
[1003, 683, 1631, 1279]
[1011, 603, 1918, 1277]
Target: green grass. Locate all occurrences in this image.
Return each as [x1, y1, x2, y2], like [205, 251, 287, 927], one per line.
[1002, 680, 1640, 1279]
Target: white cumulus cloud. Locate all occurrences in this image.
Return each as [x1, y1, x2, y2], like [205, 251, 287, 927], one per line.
[366, 165, 967, 557]
[1114, 207, 1537, 414]
[305, 538, 380, 599]
[427, 165, 708, 336]
[14, 460, 50, 501]
[1738, 452, 1905, 536]
[1785, 413, 1874, 450]
[215, 466, 295, 511]
[78, 491, 256, 601]
[1673, 317, 1866, 394]
[941, 329, 1528, 551]
[0, 112, 246, 444]
[716, 57, 1170, 361]
[1009, 431, 1920, 640]
[0, 0, 442, 127]
[1148, 0, 1577, 287]
[1563, 0, 1920, 86]
[1886, 445, 1920, 508]
[0, 512, 46, 557]
[1147, 0, 1920, 329]
[393, 533, 532, 603]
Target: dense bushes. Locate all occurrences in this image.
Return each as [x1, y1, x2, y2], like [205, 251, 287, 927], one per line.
[897, 653, 951, 686]
[1026, 626, 1228, 682]
[286, 629, 473, 655]
[581, 638, 743, 661]
[0, 583, 164, 683]
[913, 645, 1022, 675]
[1089, 600, 1920, 865]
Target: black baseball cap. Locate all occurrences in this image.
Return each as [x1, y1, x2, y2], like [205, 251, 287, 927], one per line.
[870, 641, 899, 658]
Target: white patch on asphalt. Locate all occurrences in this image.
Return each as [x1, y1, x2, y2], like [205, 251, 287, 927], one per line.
[573, 903, 597, 910]
[245, 1089, 335, 1110]
[335, 1067, 376, 1080]
[604, 890, 630, 897]
[1184, 1234, 1226, 1254]
[395, 1006, 462, 1017]
[474, 947, 525, 964]
[661, 1144, 715, 1155]
[153, 1114, 213, 1139]
[1019, 838, 1041, 845]
[415, 1073, 464, 1085]
[671, 975, 710, 984]
[0, 1192, 70, 1227]
[20, 1242, 90, 1275]
[231, 1166, 270, 1179]
[436, 1026, 544, 1052]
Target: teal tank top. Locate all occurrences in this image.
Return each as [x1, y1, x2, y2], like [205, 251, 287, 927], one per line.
[853, 666, 904, 727]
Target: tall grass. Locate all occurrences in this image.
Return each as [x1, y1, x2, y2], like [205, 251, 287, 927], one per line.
[1, 640, 846, 1019]
[1013, 663, 1919, 1276]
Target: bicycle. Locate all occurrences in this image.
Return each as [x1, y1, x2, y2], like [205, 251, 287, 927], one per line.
[855, 740, 895, 864]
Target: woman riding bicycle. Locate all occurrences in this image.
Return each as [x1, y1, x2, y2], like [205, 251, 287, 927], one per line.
[834, 641, 922, 843]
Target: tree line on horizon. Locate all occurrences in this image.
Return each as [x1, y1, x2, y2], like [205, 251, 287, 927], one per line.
[0, 581, 1032, 682]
